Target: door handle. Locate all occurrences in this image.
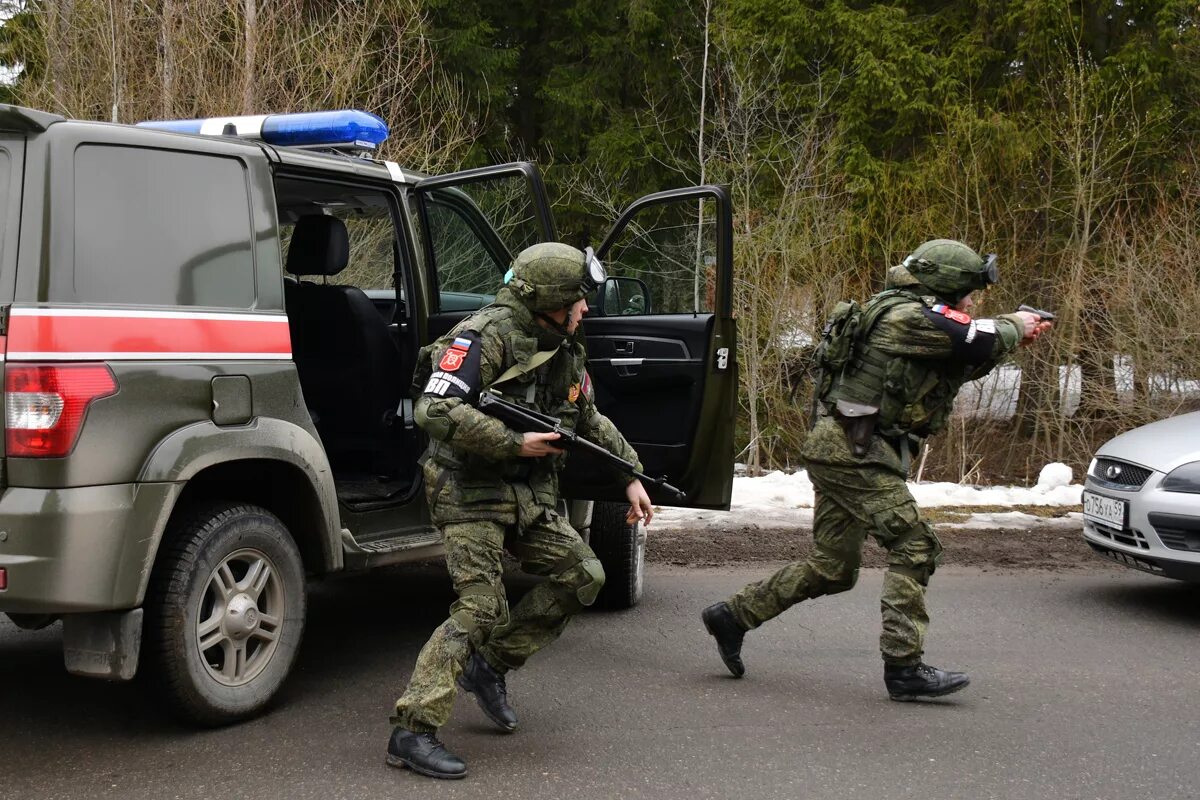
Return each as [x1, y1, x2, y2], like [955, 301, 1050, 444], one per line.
[612, 357, 643, 376]
[613, 340, 636, 355]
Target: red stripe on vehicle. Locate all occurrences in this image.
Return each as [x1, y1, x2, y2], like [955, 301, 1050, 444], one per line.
[5, 313, 290, 358]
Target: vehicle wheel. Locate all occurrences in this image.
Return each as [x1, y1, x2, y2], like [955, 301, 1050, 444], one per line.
[144, 501, 306, 726]
[589, 500, 645, 610]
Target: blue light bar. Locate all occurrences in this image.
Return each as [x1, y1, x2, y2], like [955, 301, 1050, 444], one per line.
[136, 110, 389, 149]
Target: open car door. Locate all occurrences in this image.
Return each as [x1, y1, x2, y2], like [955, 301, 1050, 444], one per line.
[411, 163, 556, 342]
[562, 186, 737, 510]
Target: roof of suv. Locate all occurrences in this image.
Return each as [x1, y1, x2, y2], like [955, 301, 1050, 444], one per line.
[0, 103, 426, 187]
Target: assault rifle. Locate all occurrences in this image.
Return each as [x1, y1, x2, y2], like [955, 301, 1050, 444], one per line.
[476, 391, 687, 501]
[1017, 304, 1056, 321]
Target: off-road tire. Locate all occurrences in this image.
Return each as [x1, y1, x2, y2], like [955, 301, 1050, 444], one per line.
[144, 501, 306, 726]
[589, 500, 644, 610]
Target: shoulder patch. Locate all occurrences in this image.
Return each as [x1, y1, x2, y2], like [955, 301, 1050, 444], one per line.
[424, 330, 484, 399]
[932, 303, 972, 325]
[439, 338, 471, 371]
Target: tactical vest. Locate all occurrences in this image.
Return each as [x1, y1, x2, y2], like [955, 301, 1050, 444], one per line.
[417, 299, 587, 493]
[818, 288, 969, 439]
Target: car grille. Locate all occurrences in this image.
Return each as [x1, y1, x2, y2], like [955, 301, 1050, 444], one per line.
[1088, 520, 1149, 550]
[1149, 513, 1200, 553]
[1090, 458, 1152, 490]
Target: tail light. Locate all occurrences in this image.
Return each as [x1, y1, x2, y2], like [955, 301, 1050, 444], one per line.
[5, 364, 118, 457]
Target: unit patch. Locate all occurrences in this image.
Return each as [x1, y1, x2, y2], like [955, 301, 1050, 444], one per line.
[568, 383, 580, 403]
[422, 330, 483, 399]
[439, 337, 473, 371]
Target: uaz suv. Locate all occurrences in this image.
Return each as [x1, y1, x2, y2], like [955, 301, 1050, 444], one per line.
[0, 106, 737, 724]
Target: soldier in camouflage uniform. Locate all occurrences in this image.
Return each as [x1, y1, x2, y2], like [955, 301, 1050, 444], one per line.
[386, 242, 654, 779]
[702, 240, 1052, 701]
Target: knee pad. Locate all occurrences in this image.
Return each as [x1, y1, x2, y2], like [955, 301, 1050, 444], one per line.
[550, 542, 606, 607]
[451, 581, 507, 645]
[571, 557, 606, 606]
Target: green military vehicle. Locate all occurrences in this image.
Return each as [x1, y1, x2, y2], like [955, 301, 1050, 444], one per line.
[0, 106, 736, 724]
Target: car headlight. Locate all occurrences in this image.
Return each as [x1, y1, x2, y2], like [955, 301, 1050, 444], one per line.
[1162, 461, 1200, 494]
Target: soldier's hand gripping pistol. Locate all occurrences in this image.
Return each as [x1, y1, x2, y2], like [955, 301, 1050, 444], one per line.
[476, 391, 687, 501]
[1016, 304, 1056, 321]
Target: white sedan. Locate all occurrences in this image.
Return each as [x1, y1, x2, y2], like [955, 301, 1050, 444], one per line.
[1082, 411, 1200, 581]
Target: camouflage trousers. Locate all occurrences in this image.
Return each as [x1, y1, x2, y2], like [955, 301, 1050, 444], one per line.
[727, 421, 942, 665]
[391, 509, 605, 733]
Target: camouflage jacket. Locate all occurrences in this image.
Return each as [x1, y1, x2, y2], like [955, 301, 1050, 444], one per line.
[822, 265, 1024, 443]
[414, 286, 641, 523]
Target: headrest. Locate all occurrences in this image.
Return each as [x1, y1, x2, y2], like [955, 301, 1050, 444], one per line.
[286, 214, 349, 277]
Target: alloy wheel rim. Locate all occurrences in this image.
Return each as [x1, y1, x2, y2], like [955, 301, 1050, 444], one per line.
[195, 548, 284, 687]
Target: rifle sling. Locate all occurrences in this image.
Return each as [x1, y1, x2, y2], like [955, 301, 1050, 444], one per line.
[487, 345, 561, 390]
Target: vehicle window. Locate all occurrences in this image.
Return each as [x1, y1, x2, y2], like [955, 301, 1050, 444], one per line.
[72, 145, 255, 308]
[274, 177, 400, 293]
[425, 197, 503, 295]
[601, 197, 718, 315]
[421, 174, 548, 307]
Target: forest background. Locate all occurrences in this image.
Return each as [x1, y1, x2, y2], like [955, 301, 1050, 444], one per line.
[0, 0, 1197, 483]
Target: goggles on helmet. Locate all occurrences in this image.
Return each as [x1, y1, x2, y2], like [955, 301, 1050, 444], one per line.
[583, 246, 607, 292]
[980, 253, 999, 285]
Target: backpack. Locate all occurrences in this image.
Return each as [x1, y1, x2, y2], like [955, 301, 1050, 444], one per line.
[811, 289, 920, 409]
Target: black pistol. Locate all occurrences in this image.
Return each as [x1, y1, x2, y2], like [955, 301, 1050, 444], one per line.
[1017, 304, 1056, 321]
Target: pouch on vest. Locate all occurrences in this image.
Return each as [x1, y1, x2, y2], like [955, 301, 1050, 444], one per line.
[817, 301, 862, 372]
[410, 341, 439, 400]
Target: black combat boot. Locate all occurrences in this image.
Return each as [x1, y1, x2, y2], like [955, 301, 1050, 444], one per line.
[701, 601, 747, 678]
[457, 652, 519, 732]
[884, 662, 971, 701]
[386, 727, 467, 780]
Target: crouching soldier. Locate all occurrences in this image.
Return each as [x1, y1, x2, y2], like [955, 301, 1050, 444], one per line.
[387, 242, 654, 779]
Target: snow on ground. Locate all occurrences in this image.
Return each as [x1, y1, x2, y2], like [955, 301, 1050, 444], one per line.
[654, 462, 1084, 532]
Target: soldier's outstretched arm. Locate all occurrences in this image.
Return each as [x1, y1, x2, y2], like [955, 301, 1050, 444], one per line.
[878, 304, 1024, 375]
[414, 330, 524, 460]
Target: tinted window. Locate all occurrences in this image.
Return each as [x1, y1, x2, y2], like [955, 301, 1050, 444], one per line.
[73, 145, 255, 307]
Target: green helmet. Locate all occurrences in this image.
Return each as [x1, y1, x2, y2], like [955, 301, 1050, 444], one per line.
[902, 239, 998, 303]
[506, 242, 606, 312]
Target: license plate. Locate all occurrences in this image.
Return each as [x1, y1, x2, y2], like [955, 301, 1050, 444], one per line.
[1083, 491, 1127, 528]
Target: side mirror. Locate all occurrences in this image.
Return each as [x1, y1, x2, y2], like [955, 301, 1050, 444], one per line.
[600, 276, 651, 316]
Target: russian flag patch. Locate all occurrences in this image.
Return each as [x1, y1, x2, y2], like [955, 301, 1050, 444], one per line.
[932, 304, 972, 325]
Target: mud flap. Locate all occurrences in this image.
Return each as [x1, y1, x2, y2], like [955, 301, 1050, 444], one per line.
[63, 608, 143, 681]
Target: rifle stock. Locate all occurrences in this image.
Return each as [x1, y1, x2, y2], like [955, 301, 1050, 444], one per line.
[476, 391, 687, 501]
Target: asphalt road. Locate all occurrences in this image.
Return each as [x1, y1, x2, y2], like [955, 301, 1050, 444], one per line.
[3, 564, 1199, 800]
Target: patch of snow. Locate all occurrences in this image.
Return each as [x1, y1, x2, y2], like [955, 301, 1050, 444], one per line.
[934, 511, 1079, 530]
[1035, 462, 1073, 491]
[654, 464, 1084, 532]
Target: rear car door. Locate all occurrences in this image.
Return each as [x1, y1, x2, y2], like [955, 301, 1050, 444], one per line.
[564, 186, 736, 509]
